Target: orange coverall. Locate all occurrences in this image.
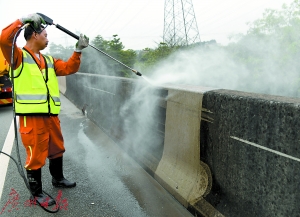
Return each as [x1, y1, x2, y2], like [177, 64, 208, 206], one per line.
[0, 20, 81, 170]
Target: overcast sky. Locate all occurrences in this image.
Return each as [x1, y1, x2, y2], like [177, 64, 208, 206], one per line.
[0, 0, 295, 51]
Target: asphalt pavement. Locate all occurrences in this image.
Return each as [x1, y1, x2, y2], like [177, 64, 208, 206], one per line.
[0, 94, 192, 217]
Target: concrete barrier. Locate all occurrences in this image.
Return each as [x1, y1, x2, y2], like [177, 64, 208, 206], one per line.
[60, 73, 300, 216]
[200, 90, 300, 217]
[154, 87, 211, 207]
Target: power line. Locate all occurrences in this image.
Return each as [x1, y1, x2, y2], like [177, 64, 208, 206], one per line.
[100, 0, 136, 33]
[117, 0, 154, 34]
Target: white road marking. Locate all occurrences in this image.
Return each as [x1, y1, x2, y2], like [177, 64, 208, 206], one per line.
[231, 136, 300, 163]
[0, 119, 17, 201]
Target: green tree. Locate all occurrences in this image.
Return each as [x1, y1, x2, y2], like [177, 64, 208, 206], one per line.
[226, 0, 300, 96]
[92, 35, 109, 52]
[79, 34, 136, 77]
[47, 43, 73, 61]
[136, 43, 178, 73]
[105, 35, 136, 77]
[108, 34, 124, 52]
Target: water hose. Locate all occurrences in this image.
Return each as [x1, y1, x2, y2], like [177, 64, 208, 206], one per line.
[37, 13, 142, 77]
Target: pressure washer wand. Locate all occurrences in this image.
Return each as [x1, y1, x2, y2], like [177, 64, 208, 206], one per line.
[37, 13, 142, 76]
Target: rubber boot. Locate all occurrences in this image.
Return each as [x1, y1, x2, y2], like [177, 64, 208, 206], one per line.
[27, 169, 55, 206]
[49, 156, 76, 188]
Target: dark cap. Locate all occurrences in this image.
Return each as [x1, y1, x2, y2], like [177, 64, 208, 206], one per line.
[24, 24, 45, 41]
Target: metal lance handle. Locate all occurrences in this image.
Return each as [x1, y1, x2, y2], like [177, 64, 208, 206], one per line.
[55, 24, 80, 40]
[37, 13, 142, 76]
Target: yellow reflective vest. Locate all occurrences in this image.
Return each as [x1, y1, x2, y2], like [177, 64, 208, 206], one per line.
[12, 49, 61, 115]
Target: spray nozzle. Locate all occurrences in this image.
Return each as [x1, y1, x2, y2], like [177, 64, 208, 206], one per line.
[132, 70, 142, 76]
[136, 71, 142, 76]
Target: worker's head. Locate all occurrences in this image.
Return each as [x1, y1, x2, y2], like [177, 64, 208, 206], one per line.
[24, 25, 48, 50]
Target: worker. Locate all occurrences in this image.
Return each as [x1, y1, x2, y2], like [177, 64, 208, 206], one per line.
[0, 13, 89, 206]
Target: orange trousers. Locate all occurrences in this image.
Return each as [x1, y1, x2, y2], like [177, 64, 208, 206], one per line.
[19, 116, 65, 170]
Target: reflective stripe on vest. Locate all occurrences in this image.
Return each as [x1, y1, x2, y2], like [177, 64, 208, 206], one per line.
[17, 94, 48, 101]
[51, 96, 61, 103]
[13, 50, 61, 115]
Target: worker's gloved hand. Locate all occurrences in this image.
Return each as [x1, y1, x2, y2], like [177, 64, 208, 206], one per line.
[75, 34, 89, 52]
[20, 13, 46, 30]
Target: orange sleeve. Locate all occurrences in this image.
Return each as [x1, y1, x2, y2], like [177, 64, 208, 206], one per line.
[54, 52, 82, 76]
[0, 19, 24, 69]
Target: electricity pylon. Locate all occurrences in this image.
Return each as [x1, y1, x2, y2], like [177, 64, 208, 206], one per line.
[163, 0, 201, 47]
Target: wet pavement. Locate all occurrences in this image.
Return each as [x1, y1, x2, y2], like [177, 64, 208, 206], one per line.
[0, 94, 193, 217]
